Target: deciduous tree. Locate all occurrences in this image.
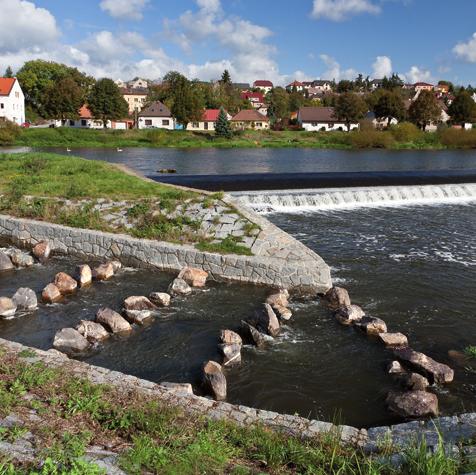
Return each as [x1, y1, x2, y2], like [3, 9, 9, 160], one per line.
[409, 90, 441, 131]
[88, 78, 128, 128]
[373, 90, 406, 127]
[335, 92, 367, 131]
[448, 90, 476, 126]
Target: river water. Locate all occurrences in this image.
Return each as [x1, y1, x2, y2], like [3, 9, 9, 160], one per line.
[0, 147, 475, 427]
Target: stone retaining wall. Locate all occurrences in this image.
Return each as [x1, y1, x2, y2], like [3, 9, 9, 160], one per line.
[0, 211, 332, 294]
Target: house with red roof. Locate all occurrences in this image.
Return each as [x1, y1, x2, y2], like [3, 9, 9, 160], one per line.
[66, 104, 112, 129]
[230, 109, 270, 130]
[187, 109, 231, 132]
[286, 80, 304, 92]
[414, 82, 434, 93]
[0, 77, 25, 126]
[253, 80, 273, 94]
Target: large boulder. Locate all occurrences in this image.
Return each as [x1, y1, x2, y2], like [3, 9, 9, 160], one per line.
[0, 297, 16, 318]
[11, 251, 34, 268]
[124, 309, 155, 325]
[274, 305, 292, 321]
[386, 391, 438, 418]
[96, 307, 131, 333]
[76, 320, 110, 342]
[202, 361, 227, 400]
[178, 267, 208, 288]
[256, 304, 280, 337]
[54, 272, 77, 295]
[220, 329, 242, 346]
[266, 290, 289, 309]
[219, 329, 242, 367]
[42, 283, 62, 303]
[357, 316, 387, 335]
[322, 287, 351, 311]
[123, 296, 158, 312]
[12, 288, 37, 311]
[53, 328, 90, 354]
[149, 292, 171, 307]
[335, 305, 365, 325]
[168, 278, 192, 296]
[400, 373, 430, 391]
[379, 332, 408, 348]
[241, 320, 268, 348]
[393, 347, 454, 384]
[93, 263, 114, 281]
[108, 260, 122, 272]
[32, 241, 51, 262]
[0, 252, 14, 271]
[76, 265, 92, 288]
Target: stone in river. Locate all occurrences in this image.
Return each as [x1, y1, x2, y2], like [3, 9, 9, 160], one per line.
[168, 278, 192, 296]
[32, 241, 51, 262]
[379, 332, 409, 348]
[42, 283, 62, 303]
[124, 309, 155, 325]
[76, 320, 109, 342]
[388, 360, 405, 374]
[335, 305, 365, 325]
[274, 305, 292, 321]
[257, 303, 280, 337]
[400, 373, 430, 391]
[202, 361, 227, 401]
[12, 287, 37, 311]
[0, 297, 16, 318]
[96, 307, 131, 333]
[266, 290, 289, 308]
[93, 263, 115, 281]
[53, 328, 90, 354]
[393, 347, 454, 384]
[0, 252, 14, 271]
[11, 251, 34, 268]
[357, 316, 387, 335]
[149, 292, 171, 307]
[76, 265, 92, 287]
[54, 272, 78, 295]
[123, 296, 158, 311]
[241, 320, 268, 347]
[178, 267, 208, 288]
[108, 260, 122, 272]
[386, 390, 438, 418]
[322, 286, 351, 311]
[220, 330, 242, 346]
[218, 343, 242, 367]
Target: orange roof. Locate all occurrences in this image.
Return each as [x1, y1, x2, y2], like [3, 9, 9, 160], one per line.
[231, 109, 269, 122]
[0, 77, 16, 96]
[79, 105, 93, 119]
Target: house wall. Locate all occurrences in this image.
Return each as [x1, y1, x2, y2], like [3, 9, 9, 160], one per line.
[67, 118, 111, 129]
[138, 116, 174, 130]
[187, 121, 215, 131]
[300, 121, 359, 132]
[231, 120, 270, 130]
[123, 94, 147, 113]
[0, 80, 25, 125]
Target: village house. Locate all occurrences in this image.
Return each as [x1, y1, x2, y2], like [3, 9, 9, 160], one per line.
[425, 102, 450, 132]
[240, 91, 266, 112]
[187, 109, 231, 132]
[370, 79, 383, 90]
[66, 105, 111, 129]
[127, 78, 149, 89]
[365, 111, 398, 129]
[297, 106, 359, 132]
[312, 80, 333, 92]
[414, 82, 434, 93]
[231, 109, 270, 130]
[253, 80, 273, 94]
[435, 83, 450, 95]
[286, 81, 304, 92]
[121, 87, 148, 114]
[0, 77, 25, 126]
[138, 101, 174, 130]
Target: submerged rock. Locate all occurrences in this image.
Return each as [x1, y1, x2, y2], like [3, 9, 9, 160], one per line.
[335, 305, 365, 325]
[322, 286, 351, 311]
[0, 252, 14, 271]
[42, 283, 62, 303]
[149, 292, 171, 307]
[202, 361, 227, 400]
[124, 309, 155, 325]
[54, 272, 78, 295]
[96, 307, 131, 333]
[393, 347, 454, 384]
[12, 288, 37, 311]
[93, 263, 115, 281]
[386, 390, 438, 418]
[159, 382, 193, 395]
[53, 328, 90, 354]
[76, 265, 92, 287]
[0, 297, 16, 318]
[32, 241, 51, 262]
[178, 267, 208, 288]
[11, 251, 34, 268]
[168, 278, 192, 296]
[357, 316, 387, 335]
[400, 373, 430, 391]
[123, 296, 158, 311]
[76, 320, 110, 342]
[379, 332, 408, 348]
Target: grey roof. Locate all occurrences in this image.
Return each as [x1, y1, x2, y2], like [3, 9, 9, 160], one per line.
[298, 107, 338, 122]
[138, 101, 172, 117]
[312, 80, 332, 86]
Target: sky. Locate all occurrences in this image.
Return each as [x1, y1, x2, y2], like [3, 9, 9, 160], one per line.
[1, 0, 476, 86]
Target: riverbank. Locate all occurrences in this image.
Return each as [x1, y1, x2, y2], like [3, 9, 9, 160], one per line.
[10, 126, 476, 150]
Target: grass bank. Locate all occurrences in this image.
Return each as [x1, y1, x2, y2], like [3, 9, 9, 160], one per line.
[0, 347, 468, 474]
[12, 125, 476, 150]
[0, 152, 254, 255]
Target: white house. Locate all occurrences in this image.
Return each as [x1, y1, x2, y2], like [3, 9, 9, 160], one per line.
[187, 109, 231, 132]
[138, 101, 174, 130]
[298, 107, 359, 132]
[365, 112, 398, 129]
[66, 105, 111, 129]
[121, 87, 148, 113]
[286, 81, 304, 92]
[253, 80, 273, 94]
[230, 109, 270, 130]
[312, 80, 333, 92]
[127, 78, 148, 89]
[0, 77, 25, 126]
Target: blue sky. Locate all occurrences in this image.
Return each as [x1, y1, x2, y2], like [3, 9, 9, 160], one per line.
[1, 0, 476, 86]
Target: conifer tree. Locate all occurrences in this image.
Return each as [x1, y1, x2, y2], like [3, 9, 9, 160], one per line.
[215, 107, 232, 138]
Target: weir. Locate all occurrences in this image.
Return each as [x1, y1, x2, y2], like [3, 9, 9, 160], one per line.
[233, 183, 476, 213]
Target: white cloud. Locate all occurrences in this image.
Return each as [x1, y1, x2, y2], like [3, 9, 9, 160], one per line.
[453, 33, 476, 63]
[0, 0, 59, 53]
[320, 54, 357, 81]
[372, 55, 392, 78]
[404, 66, 433, 84]
[99, 0, 149, 21]
[311, 0, 380, 21]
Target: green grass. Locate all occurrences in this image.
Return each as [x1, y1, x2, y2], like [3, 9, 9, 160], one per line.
[197, 236, 253, 256]
[464, 346, 476, 359]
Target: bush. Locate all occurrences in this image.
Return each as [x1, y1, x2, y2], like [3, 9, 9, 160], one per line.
[348, 129, 395, 149]
[0, 120, 21, 145]
[438, 128, 476, 148]
[147, 129, 168, 145]
[390, 122, 424, 142]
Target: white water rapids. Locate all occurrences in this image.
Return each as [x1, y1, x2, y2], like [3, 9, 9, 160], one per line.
[233, 183, 476, 213]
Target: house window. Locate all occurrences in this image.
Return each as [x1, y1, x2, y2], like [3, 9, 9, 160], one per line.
[134, 98, 139, 102]
[81, 119, 87, 126]
[192, 122, 199, 128]
[69, 120, 75, 126]
[145, 119, 152, 126]
[162, 120, 170, 126]
[15, 92, 19, 98]
[204, 122, 209, 130]
[256, 122, 262, 127]
[0, 104, 3, 109]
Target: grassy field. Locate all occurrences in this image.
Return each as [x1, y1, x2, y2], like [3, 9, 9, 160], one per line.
[0, 347, 467, 474]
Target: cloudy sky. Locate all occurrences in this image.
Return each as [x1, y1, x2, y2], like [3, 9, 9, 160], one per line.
[1, 0, 476, 86]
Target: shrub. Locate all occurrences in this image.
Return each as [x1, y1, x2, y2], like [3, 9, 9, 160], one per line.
[147, 129, 167, 145]
[0, 120, 21, 145]
[348, 129, 395, 149]
[390, 122, 424, 142]
[438, 128, 476, 148]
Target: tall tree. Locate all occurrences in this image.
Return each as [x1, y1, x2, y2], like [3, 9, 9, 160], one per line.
[335, 92, 367, 131]
[336, 80, 354, 93]
[221, 70, 231, 85]
[43, 77, 85, 122]
[382, 74, 404, 90]
[4, 66, 13, 78]
[373, 90, 406, 127]
[215, 107, 232, 138]
[88, 78, 128, 128]
[448, 90, 476, 126]
[267, 87, 289, 125]
[409, 90, 441, 131]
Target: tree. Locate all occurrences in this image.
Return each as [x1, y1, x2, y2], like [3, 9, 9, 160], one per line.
[288, 90, 305, 113]
[448, 90, 476, 126]
[88, 78, 128, 128]
[335, 92, 367, 131]
[336, 80, 354, 93]
[215, 107, 232, 138]
[4, 66, 13, 78]
[408, 90, 441, 131]
[43, 77, 85, 122]
[373, 90, 406, 127]
[382, 73, 404, 90]
[267, 87, 289, 125]
[221, 70, 231, 85]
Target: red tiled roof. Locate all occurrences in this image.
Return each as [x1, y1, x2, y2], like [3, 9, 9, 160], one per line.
[414, 82, 434, 87]
[253, 80, 273, 87]
[79, 105, 93, 119]
[231, 109, 269, 122]
[240, 91, 265, 102]
[0, 77, 16, 96]
[286, 80, 303, 87]
[202, 109, 224, 121]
